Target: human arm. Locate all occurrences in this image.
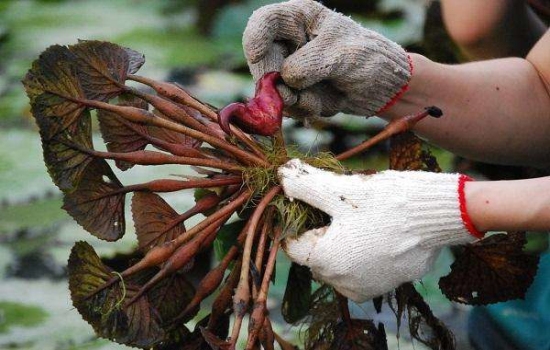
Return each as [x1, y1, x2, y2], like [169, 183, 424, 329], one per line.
[441, 0, 547, 59]
[382, 40, 550, 168]
[244, 1, 550, 301]
[466, 176, 550, 232]
[244, 0, 550, 168]
[278, 159, 550, 302]
[242, 0, 412, 119]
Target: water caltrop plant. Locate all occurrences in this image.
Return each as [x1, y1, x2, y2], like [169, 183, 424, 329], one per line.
[23, 41, 539, 350]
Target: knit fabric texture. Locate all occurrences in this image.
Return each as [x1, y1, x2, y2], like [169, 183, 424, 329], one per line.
[278, 159, 476, 302]
[243, 0, 411, 119]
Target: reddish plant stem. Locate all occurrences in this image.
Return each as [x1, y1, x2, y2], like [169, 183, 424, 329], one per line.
[254, 210, 273, 271]
[139, 192, 222, 252]
[172, 239, 243, 324]
[130, 88, 225, 139]
[206, 258, 242, 330]
[193, 219, 252, 329]
[83, 190, 251, 301]
[167, 81, 269, 161]
[77, 177, 242, 207]
[252, 210, 273, 298]
[122, 176, 242, 194]
[126, 188, 246, 280]
[229, 186, 281, 350]
[73, 96, 267, 166]
[127, 74, 267, 161]
[259, 318, 275, 350]
[245, 225, 281, 350]
[337, 292, 353, 329]
[336, 108, 440, 161]
[169, 189, 251, 248]
[169, 218, 248, 328]
[69, 143, 242, 173]
[231, 130, 269, 163]
[126, 215, 228, 306]
[273, 128, 288, 159]
[69, 177, 241, 213]
[112, 115, 205, 158]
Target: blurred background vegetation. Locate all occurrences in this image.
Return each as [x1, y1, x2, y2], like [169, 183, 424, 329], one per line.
[0, 0, 491, 349]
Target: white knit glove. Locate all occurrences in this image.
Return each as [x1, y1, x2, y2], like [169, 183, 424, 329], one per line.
[278, 159, 482, 302]
[243, 0, 411, 119]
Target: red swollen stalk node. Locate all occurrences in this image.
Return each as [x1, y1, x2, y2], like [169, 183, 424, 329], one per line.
[218, 72, 284, 137]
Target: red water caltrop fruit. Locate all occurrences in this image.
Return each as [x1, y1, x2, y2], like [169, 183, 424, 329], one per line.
[218, 72, 283, 136]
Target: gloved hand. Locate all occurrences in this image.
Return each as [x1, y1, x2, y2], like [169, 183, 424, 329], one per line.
[243, 0, 412, 119]
[278, 159, 483, 302]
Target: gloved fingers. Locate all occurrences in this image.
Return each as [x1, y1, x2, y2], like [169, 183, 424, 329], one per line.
[332, 284, 370, 304]
[284, 224, 377, 304]
[246, 41, 341, 116]
[243, 0, 327, 65]
[283, 226, 328, 268]
[248, 42, 298, 108]
[284, 82, 344, 119]
[278, 159, 346, 216]
[277, 84, 298, 109]
[247, 42, 287, 81]
[281, 38, 339, 90]
[283, 87, 322, 119]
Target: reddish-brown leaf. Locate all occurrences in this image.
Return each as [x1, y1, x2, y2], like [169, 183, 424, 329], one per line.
[41, 111, 94, 192]
[330, 319, 387, 350]
[148, 274, 196, 324]
[98, 95, 150, 171]
[162, 314, 230, 350]
[439, 232, 539, 305]
[389, 132, 441, 172]
[63, 159, 126, 241]
[390, 283, 455, 350]
[68, 242, 165, 348]
[132, 192, 185, 252]
[148, 109, 201, 150]
[69, 40, 144, 101]
[22, 44, 87, 139]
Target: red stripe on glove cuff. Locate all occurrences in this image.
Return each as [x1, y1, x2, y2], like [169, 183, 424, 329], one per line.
[458, 174, 485, 239]
[376, 54, 414, 114]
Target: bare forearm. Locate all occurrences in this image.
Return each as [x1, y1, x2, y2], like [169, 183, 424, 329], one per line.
[441, 0, 546, 59]
[466, 177, 550, 232]
[381, 53, 550, 168]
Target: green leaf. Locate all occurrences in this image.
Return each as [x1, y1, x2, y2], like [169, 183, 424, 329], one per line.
[98, 95, 150, 171]
[0, 302, 48, 333]
[132, 192, 185, 252]
[213, 220, 245, 261]
[282, 262, 312, 324]
[68, 241, 165, 348]
[63, 159, 126, 241]
[69, 40, 145, 101]
[22, 44, 87, 139]
[41, 110, 94, 192]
